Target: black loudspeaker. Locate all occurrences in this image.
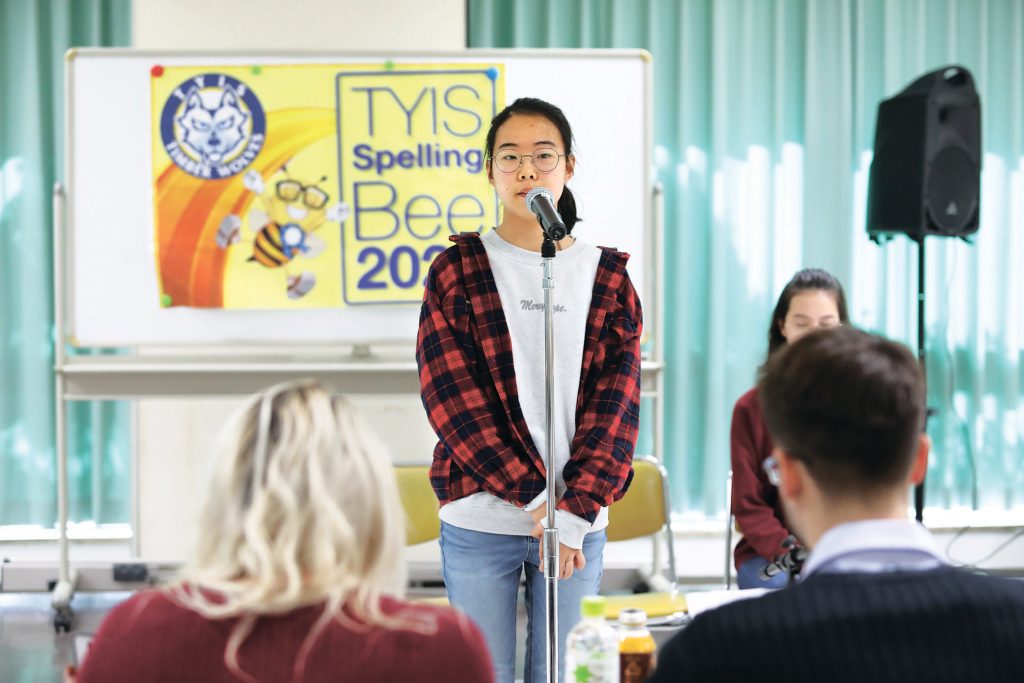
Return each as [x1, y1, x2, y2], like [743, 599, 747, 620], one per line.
[867, 65, 981, 242]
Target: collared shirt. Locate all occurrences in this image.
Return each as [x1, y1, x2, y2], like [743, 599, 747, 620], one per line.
[801, 518, 947, 579]
[417, 232, 642, 528]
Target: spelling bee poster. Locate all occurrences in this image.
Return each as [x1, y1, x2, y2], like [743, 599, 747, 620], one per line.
[150, 62, 504, 309]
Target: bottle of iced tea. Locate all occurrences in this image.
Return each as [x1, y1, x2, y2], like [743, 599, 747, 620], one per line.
[618, 608, 656, 683]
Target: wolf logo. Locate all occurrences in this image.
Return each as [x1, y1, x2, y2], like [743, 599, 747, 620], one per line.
[176, 85, 250, 165]
[159, 72, 266, 179]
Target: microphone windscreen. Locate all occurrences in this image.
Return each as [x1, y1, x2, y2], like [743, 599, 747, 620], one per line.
[525, 186, 554, 212]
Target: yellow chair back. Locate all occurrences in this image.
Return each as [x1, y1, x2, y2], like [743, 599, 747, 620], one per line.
[602, 456, 684, 621]
[606, 457, 668, 542]
[395, 464, 440, 546]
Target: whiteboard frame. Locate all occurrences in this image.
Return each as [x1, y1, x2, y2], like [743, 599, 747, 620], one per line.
[62, 48, 655, 348]
[53, 49, 664, 612]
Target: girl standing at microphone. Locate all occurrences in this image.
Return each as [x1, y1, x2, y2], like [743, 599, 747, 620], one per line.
[417, 97, 643, 683]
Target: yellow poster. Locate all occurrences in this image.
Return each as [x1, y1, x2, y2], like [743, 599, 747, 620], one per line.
[150, 62, 503, 308]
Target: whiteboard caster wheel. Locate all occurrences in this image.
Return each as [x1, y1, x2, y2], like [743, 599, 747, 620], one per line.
[54, 606, 73, 633]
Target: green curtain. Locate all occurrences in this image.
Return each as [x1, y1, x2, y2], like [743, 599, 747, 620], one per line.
[469, 0, 1024, 517]
[0, 0, 131, 528]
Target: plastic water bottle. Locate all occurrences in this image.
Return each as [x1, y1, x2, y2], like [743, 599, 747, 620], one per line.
[617, 608, 656, 683]
[565, 595, 620, 683]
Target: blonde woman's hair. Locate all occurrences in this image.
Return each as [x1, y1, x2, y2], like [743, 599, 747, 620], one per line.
[170, 380, 427, 680]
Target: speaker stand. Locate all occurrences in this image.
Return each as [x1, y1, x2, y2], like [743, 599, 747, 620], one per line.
[914, 236, 926, 524]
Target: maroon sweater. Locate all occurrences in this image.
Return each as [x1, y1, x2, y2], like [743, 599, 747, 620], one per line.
[730, 387, 792, 568]
[78, 590, 493, 683]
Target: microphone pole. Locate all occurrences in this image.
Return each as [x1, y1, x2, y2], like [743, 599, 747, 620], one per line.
[541, 233, 559, 683]
[525, 186, 566, 683]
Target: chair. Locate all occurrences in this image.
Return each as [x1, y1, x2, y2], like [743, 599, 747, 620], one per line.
[395, 460, 689, 621]
[394, 464, 440, 546]
[725, 469, 734, 589]
[602, 456, 688, 624]
[394, 464, 449, 606]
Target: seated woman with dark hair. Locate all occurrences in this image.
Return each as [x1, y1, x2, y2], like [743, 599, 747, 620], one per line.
[731, 268, 849, 588]
[75, 380, 493, 683]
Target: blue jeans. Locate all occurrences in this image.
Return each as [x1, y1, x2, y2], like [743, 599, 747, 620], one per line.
[737, 555, 791, 589]
[440, 522, 606, 683]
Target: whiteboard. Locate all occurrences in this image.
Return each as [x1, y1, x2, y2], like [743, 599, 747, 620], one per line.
[64, 49, 652, 346]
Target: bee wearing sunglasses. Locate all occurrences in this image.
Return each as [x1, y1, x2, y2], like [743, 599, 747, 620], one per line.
[217, 166, 349, 299]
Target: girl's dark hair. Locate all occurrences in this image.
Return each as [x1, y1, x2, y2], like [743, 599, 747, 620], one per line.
[484, 97, 581, 232]
[767, 268, 850, 359]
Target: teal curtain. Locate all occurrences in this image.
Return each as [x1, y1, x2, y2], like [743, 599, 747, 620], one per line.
[469, 0, 1024, 517]
[0, 0, 131, 528]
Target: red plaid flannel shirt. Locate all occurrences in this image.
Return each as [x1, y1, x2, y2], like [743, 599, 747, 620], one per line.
[416, 233, 642, 524]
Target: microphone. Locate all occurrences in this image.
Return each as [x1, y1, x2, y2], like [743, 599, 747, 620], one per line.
[525, 187, 567, 241]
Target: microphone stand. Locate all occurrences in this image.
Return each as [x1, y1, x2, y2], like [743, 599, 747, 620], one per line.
[541, 235, 560, 683]
[759, 536, 808, 584]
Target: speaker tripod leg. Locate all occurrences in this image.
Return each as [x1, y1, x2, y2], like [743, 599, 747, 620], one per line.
[915, 236, 926, 524]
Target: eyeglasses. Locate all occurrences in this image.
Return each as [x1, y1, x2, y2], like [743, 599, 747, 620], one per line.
[763, 455, 781, 487]
[490, 147, 567, 173]
[276, 180, 329, 210]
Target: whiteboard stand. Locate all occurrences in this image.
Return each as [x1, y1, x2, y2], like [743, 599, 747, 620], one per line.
[52, 183, 78, 633]
[50, 48, 667, 631]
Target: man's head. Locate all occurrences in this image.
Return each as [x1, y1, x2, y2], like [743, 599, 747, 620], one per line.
[758, 326, 929, 542]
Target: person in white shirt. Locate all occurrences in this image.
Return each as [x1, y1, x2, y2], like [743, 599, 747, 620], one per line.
[417, 97, 643, 683]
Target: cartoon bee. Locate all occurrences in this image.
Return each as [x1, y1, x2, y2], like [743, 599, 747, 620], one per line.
[217, 167, 348, 299]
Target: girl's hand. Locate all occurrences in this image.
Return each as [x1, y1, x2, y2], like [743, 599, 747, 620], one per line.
[530, 510, 587, 579]
[558, 544, 586, 579]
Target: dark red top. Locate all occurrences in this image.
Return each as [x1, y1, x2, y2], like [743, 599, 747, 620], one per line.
[730, 387, 792, 568]
[77, 590, 494, 683]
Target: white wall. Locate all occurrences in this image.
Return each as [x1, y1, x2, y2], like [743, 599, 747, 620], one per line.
[132, 0, 465, 51]
[131, 0, 464, 560]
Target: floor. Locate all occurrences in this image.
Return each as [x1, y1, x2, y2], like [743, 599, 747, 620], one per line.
[1, 591, 125, 683]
